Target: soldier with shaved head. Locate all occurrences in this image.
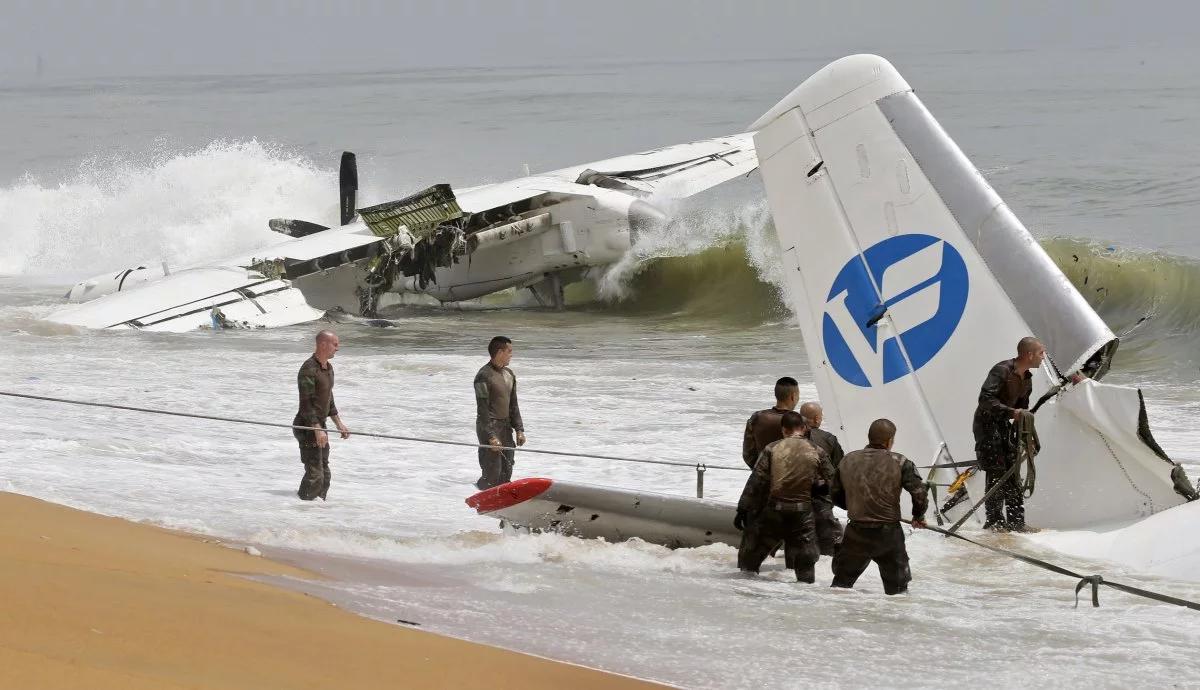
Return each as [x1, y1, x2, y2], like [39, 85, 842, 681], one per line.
[973, 337, 1045, 532]
[830, 419, 926, 595]
[293, 329, 351, 501]
[799, 401, 845, 556]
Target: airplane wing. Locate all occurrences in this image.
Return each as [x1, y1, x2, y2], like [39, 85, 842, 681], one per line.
[47, 224, 387, 331]
[453, 133, 758, 211]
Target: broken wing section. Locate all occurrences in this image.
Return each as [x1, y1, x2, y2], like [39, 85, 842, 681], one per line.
[46, 267, 324, 331]
[48, 225, 389, 331]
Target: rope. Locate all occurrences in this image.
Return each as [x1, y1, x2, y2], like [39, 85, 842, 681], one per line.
[0, 390, 750, 472]
[1016, 411, 1038, 498]
[944, 411, 1039, 533]
[912, 520, 1200, 611]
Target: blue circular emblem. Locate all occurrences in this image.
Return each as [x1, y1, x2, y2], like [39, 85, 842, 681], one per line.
[821, 234, 969, 387]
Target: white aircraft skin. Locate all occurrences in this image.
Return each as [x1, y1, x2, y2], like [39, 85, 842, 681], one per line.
[290, 184, 654, 312]
[48, 134, 756, 331]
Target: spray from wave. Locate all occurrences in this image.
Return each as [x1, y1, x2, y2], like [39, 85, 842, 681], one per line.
[0, 140, 339, 278]
[587, 199, 790, 326]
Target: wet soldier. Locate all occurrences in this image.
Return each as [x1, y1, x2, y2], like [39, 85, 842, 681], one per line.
[293, 330, 351, 501]
[473, 336, 526, 490]
[830, 419, 927, 595]
[799, 401, 845, 556]
[735, 411, 834, 583]
[742, 377, 800, 468]
[973, 337, 1044, 532]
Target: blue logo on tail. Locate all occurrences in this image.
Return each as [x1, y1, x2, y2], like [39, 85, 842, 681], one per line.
[822, 234, 968, 387]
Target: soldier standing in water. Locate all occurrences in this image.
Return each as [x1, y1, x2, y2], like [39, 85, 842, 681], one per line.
[474, 336, 526, 489]
[294, 330, 350, 501]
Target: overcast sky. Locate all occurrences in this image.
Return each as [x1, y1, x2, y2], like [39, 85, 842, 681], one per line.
[1, 0, 1195, 80]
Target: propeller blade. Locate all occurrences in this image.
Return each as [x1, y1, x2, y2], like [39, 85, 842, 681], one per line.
[268, 218, 330, 238]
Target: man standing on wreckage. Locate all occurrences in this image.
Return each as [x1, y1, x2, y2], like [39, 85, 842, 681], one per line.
[972, 337, 1044, 533]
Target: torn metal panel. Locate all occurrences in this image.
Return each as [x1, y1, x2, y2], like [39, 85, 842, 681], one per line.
[358, 184, 463, 240]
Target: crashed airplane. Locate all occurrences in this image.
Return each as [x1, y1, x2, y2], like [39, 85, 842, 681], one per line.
[49, 138, 756, 331]
[469, 56, 1200, 581]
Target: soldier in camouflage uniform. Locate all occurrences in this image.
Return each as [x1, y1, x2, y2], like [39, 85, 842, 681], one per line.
[735, 411, 835, 583]
[293, 330, 351, 501]
[799, 401, 845, 556]
[973, 337, 1043, 531]
[473, 336, 526, 490]
[831, 419, 927, 595]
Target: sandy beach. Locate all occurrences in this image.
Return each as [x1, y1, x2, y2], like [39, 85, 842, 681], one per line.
[0, 492, 658, 689]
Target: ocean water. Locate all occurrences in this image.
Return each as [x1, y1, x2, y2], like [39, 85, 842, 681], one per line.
[3, 46, 1200, 687]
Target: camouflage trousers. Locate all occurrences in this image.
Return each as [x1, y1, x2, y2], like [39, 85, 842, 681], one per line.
[294, 428, 331, 501]
[984, 463, 1025, 528]
[813, 495, 844, 556]
[831, 522, 911, 595]
[475, 423, 516, 490]
[737, 504, 820, 583]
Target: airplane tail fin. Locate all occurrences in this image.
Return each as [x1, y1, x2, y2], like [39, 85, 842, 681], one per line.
[750, 54, 1182, 528]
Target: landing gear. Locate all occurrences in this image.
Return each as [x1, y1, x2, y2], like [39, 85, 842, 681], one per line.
[527, 273, 565, 310]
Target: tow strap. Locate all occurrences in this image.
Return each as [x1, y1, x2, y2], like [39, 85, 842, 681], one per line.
[915, 520, 1200, 611]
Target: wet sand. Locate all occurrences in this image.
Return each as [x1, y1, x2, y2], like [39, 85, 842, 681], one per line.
[0, 492, 659, 689]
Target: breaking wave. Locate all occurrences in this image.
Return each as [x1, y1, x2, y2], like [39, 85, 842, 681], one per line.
[0, 140, 340, 278]
[1042, 237, 1200, 373]
[594, 219, 1200, 368]
[588, 199, 790, 327]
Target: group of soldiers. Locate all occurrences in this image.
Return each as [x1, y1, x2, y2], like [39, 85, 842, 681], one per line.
[291, 328, 1047, 595]
[734, 379, 928, 594]
[733, 336, 1048, 593]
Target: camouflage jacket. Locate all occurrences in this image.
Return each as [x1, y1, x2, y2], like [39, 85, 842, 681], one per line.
[295, 355, 338, 428]
[741, 407, 789, 468]
[972, 358, 1032, 459]
[832, 444, 928, 524]
[808, 427, 845, 469]
[474, 362, 524, 438]
[739, 436, 834, 512]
